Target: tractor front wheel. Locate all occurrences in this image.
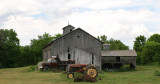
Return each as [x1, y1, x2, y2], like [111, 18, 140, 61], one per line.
[67, 72, 74, 78]
[84, 65, 98, 78]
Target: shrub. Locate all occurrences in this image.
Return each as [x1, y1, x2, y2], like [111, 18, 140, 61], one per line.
[119, 65, 131, 72]
[98, 70, 105, 74]
[154, 71, 160, 76]
[158, 62, 160, 67]
[27, 65, 38, 72]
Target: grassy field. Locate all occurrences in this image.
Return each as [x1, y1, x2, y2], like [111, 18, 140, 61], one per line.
[0, 65, 160, 84]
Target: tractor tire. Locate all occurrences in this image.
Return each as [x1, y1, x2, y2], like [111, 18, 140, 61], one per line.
[43, 66, 49, 72]
[84, 65, 98, 78]
[67, 72, 74, 78]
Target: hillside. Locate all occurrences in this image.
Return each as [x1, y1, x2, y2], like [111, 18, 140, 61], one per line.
[0, 65, 160, 84]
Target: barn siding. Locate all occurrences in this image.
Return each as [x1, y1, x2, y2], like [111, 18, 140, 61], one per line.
[43, 28, 102, 69]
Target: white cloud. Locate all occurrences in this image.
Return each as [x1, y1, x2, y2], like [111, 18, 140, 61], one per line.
[67, 9, 153, 48]
[2, 15, 62, 46]
[67, 0, 131, 10]
[0, 0, 160, 49]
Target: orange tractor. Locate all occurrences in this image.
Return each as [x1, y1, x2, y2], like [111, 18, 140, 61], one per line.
[66, 64, 98, 78]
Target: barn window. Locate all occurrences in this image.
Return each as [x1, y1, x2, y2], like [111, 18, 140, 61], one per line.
[116, 57, 120, 62]
[68, 47, 70, 53]
[68, 54, 71, 59]
[77, 35, 80, 39]
[70, 29, 72, 32]
[92, 54, 94, 64]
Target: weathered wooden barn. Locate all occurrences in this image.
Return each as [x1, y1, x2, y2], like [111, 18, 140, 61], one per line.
[43, 25, 137, 70]
[43, 25, 102, 69]
[101, 44, 137, 70]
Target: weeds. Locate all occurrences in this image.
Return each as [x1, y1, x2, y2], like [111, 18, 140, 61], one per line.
[154, 71, 160, 76]
[27, 65, 38, 72]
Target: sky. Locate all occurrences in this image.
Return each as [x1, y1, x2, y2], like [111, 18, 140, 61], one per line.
[0, 0, 160, 49]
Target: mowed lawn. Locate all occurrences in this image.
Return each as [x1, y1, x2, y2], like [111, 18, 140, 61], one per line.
[0, 65, 160, 84]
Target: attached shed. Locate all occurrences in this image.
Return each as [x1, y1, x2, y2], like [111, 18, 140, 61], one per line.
[101, 50, 137, 70]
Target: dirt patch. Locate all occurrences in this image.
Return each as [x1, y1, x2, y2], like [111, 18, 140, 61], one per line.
[74, 75, 97, 82]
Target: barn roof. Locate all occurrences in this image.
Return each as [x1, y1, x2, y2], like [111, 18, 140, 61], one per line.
[101, 50, 137, 56]
[43, 26, 103, 49]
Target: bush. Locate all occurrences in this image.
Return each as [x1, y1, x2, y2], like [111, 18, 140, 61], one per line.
[154, 71, 160, 76]
[119, 65, 130, 72]
[98, 70, 105, 74]
[158, 62, 160, 67]
[27, 65, 38, 72]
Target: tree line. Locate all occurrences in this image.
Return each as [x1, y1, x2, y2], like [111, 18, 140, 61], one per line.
[97, 35, 129, 50]
[133, 34, 160, 64]
[0, 29, 61, 68]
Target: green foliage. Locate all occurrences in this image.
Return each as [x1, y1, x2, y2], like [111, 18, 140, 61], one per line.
[154, 71, 160, 76]
[0, 29, 20, 68]
[148, 34, 160, 43]
[133, 35, 146, 52]
[119, 65, 131, 72]
[133, 35, 146, 64]
[27, 65, 38, 72]
[133, 34, 160, 64]
[25, 33, 62, 65]
[97, 35, 129, 50]
[141, 41, 160, 64]
[0, 29, 62, 68]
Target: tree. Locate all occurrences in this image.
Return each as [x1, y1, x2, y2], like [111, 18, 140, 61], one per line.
[108, 38, 129, 50]
[29, 33, 62, 65]
[97, 35, 129, 50]
[133, 35, 146, 52]
[133, 35, 146, 64]
[141, 41, 160, 64]
[97, 35, 107, 43]
[0, 29, 20, 68]
[148, 34, 160, 43]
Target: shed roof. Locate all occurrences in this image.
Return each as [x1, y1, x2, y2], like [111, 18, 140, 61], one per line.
[101, 50, 137, 56]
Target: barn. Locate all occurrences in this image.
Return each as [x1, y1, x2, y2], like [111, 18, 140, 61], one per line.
[43, 25, 102, 69]
[101, 44, 137, 70]
[43, 25, 137, 70]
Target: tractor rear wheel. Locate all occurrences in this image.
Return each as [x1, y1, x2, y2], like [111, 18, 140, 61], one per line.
[84, 65, 98, 78]
[43, 66, 49, 72]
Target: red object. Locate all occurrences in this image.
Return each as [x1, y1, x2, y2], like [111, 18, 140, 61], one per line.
[69, 64, 88, 73]
[69, 64, 87, 67]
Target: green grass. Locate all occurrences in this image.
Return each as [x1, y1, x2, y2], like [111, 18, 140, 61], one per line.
[0, 65, 160, 84]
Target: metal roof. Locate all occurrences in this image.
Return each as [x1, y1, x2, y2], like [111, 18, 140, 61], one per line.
[101, 50, 137, 56]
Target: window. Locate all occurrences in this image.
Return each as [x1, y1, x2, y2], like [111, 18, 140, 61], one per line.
[70, 29, 72, 32]
[116, 57, 120, 62]
[92, 54, 94, 64]
[77, 36, 80, 39]
[68, 54, 71, 59]
[68, 47, 70, 53]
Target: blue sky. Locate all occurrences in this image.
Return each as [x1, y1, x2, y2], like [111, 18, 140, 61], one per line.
[0, 0, 160, 49]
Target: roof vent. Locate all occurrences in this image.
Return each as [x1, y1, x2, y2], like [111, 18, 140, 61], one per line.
[103, 44, 110, 51]
[62, 25, 75, 35]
